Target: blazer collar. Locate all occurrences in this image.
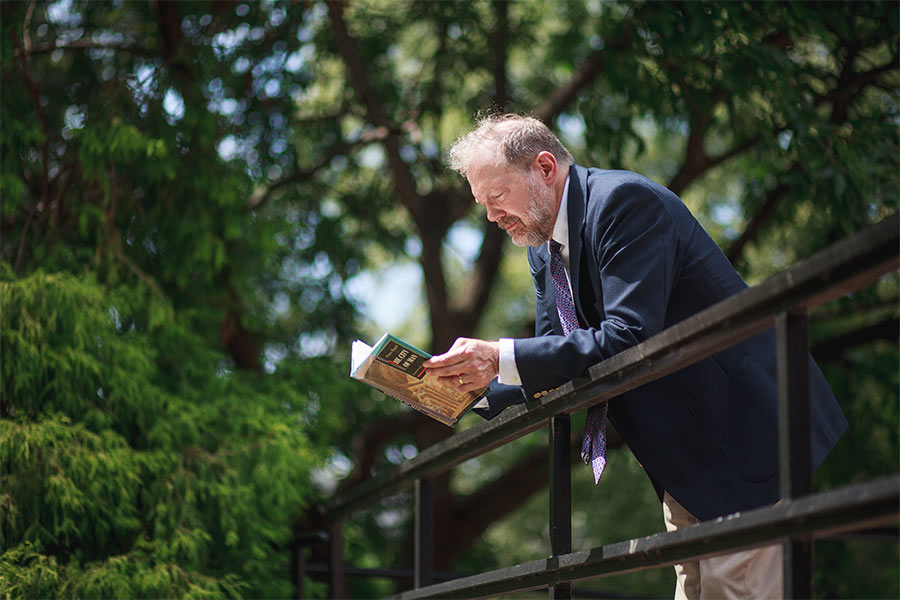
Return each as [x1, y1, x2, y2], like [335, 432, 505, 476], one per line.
[566, 164, 588, 304]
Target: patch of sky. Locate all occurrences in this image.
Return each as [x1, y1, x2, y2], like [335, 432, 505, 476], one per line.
[130, 64, 156, 103]
[446, 222, 482, 266]
[217, 135, 238, 160]
[357, 144, 386, 169]
[778, 130, 793, 150]
[263, 343, 288, 374]
[422, 139, 439, 159]
[108, 306, 122, 331]
[163, 88, 185, 124]
[47, 0, 81, 26]
[321, 199, 341, 218]
[64, 104, 86, 129]
[405, 237, 422, 258]
[297, 25, 314, 43]
[213, 24, 250, 58]
[285, 49, 305, 73]
[711, 203, 741, 225]
[375, 507, 405, 528]
[330, 154, 349, 171]
[269, 138, 288, 156]
[248, 26, 265, 43]
[264, 78, 281, 98]
[233, 56, 251, 74]
[557, 113, 586, 146]
[269, 6, 287, 27]
[298, 330, 336, 358]
[62, 104, 87, 140]
[312, 454, 352, 494]
[399, 144, 417, 163]
[346, 263, 423, 334]
[217, 98, 239, 116]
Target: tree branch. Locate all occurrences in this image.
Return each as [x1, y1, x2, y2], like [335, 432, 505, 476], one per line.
[438, 426, 627, 566]
[668, 134, 758, 196]
[248, 138, 364, 209]
[13, 38, 157, 59]
[534, 31, 633, 124]
[336, 411, 424, 492]
[535, 50, 605, 123]
[812, 317, 900, 364]
[491, 0, 509, 112]
[725, 180, 791, 266]
[449, 222, 506, 333]
[326, 1, 421, 219]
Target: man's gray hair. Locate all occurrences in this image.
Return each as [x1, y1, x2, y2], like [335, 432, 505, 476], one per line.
[447, 113, 574, 177]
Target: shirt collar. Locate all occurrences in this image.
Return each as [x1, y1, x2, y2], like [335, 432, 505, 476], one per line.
[550, 173, 571, 248]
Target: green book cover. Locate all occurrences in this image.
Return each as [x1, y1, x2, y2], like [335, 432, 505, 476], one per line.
[350, 333, 487, 427]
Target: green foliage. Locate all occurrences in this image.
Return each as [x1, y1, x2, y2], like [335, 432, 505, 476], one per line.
[1, 272, 322, 597]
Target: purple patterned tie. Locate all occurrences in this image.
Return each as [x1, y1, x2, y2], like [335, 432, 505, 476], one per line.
[549, 240, 607, 484]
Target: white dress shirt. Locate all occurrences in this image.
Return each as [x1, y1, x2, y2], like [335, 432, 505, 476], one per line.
[497, 174, 572, 386]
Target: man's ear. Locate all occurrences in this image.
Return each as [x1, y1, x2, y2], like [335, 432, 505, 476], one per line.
[533, 151, 558, 184]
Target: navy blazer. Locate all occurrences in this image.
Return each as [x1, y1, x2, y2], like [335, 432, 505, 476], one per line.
[478, 165, 847, 521]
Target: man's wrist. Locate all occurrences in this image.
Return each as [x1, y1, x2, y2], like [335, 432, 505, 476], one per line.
[497, 338, 522, 385]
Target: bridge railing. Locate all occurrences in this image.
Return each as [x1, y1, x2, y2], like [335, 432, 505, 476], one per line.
[304, 213, 899, 599]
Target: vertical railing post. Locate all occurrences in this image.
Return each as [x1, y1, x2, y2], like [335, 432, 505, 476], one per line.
[328, 521, 347, 599]
[292, 543, 306, 599]
[777, 310, 813, 599]
[414, 477, 434, 589]
[549, 414, 572, 600]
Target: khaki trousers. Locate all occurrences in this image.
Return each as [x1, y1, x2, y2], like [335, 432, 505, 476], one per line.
[663, 492, 783, 600]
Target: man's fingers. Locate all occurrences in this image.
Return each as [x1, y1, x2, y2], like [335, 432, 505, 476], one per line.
[423, 353, 460, 369]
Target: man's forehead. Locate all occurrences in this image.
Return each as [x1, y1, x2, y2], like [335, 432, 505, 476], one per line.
[467, 162, 513, 195]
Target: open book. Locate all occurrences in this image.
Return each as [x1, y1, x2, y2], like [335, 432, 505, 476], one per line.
[350, 333, 488, 427]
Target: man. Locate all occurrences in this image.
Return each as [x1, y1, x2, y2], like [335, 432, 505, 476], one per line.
[424, 114, 847, 599]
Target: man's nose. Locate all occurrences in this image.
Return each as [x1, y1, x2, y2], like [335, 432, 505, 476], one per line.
[484, 202, 504, 222]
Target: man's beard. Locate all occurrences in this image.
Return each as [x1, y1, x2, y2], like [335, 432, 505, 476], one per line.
[499, 175, 557, 247]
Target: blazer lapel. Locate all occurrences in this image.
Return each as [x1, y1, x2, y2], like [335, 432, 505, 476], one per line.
[567, 165, 590, 326]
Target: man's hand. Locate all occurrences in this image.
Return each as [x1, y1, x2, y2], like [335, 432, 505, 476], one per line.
[424, 338, 499, 393]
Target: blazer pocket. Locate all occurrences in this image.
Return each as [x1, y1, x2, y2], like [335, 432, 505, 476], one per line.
[688, 355, 778, 483]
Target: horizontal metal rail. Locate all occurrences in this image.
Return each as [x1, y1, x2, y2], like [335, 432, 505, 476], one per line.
[388, 475, 900, 599]
[326, 213, 899, 520]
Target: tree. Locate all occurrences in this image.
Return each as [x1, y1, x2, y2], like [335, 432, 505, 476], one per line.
[1, 1, 357, 596]
[2, 1, 896, 598]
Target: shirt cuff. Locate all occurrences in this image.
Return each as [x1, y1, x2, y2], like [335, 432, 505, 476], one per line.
[497, 338, 522, 386]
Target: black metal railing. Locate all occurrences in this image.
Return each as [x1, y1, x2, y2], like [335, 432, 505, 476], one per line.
[303, 213, 899, 599]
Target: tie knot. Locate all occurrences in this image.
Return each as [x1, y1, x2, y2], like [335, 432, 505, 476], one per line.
[550, 239, 563, 256]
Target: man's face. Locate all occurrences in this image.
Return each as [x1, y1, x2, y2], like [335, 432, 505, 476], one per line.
[467, 160, 557, 247]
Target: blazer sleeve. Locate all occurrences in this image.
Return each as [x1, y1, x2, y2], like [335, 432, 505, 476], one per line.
[514, 181, 682, 396]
